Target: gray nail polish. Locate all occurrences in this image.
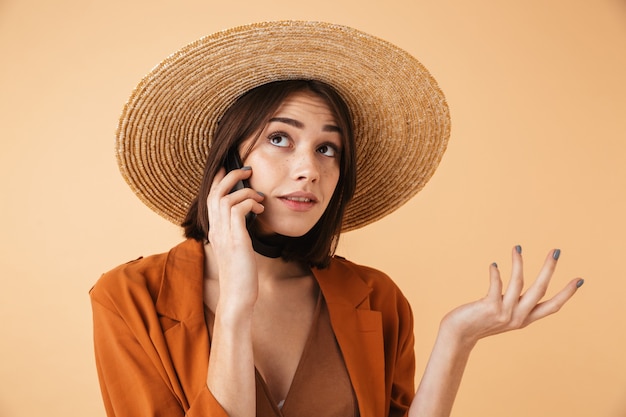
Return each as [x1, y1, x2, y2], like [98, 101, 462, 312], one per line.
[491, 262, 498, 268]
[576, 279, 585, 288]
[257, 191, 265, 197]
[515, 245, 522, 254]
[241, 166, 252, 171]
[553, 249, 561, 260]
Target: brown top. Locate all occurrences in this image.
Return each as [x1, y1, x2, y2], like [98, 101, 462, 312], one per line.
[255, 294, 358, 417]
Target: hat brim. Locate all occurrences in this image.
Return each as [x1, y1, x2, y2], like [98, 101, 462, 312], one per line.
[116, 21, 451, 232]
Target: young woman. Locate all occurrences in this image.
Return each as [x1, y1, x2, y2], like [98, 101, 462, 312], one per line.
[91, 22, 583, 417]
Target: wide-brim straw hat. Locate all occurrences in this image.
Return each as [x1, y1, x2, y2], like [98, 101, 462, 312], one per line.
[116, 20, 450, 232]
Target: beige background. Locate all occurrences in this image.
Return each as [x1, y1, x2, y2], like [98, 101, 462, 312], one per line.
[1, 0, 625, 416]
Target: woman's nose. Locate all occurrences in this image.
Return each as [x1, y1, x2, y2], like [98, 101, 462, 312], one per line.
[291, 150, 320, 182]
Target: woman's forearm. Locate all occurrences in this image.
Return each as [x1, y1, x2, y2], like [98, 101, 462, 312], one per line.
[409, 324, 475, 417]
[206, 304, 256, 417]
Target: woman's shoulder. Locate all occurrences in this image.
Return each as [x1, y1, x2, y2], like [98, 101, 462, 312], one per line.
[323, 255, 410, 308]
[321, 255, 413, 326]
[328, 255, 398, 289]
[89, 251, 169, 309]
[89, 239, 203, 311]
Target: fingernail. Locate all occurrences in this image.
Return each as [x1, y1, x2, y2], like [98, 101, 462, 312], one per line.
[241, 166, 252, 171]
[576, 279, 585, 288]
[553, 249, 561, 260]
[491, 262, 498, 268]
[515, 245, 522, 254]
[257, 191, 265, 197]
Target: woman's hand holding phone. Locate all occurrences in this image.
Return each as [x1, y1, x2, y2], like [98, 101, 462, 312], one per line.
[206, 165, 265, 311]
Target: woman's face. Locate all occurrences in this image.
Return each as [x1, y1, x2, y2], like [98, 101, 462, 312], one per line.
[241, 91, 342, 237]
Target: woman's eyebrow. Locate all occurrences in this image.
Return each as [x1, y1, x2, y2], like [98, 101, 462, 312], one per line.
[269, 117, 341, 132]
[269, 117, 303, 128]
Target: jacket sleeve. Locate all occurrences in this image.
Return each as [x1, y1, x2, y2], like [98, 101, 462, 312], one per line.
[388, 294, 416, 417]
[90, 278, 228, 417]
[365, 264, 416, 417]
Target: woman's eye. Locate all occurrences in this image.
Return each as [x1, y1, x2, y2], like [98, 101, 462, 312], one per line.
[317, 144, 338, 157]
[268, 133, 289, 147]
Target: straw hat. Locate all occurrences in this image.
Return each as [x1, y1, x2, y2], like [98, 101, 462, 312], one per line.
[116, 20, 450, 232]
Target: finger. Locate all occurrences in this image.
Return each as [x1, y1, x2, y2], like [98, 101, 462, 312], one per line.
[208, 167, 256, 212]
[212, 166, 253, 197]
[486, 262, 503, 300]
[516, 249, 560, 316]
[208, 168, 259, 235]
[502, 245, 524, 308]
[522, 278, 584, 326]
[208, 192, 264, 248]
[225, 188, 265, 214]
[212, 167, 226, 185]
[222, 187, 265, 207]
[207, 169, 226, 216]
[220, 188, 264, 227]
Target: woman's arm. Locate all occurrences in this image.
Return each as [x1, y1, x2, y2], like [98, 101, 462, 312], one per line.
[409, 246, 583, 417]
[204, 166, 265, 417]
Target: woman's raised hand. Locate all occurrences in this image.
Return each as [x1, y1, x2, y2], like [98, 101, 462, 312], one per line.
[410, 248, 582, 417]
[441, 246, 583, 347]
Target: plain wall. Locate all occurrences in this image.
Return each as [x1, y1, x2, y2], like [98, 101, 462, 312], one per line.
[1, 0, 625, 416]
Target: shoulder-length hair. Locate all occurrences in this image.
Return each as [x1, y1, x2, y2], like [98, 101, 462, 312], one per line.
[182, 80, 356, 268]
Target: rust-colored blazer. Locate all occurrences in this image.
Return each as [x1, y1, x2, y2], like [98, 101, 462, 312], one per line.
[90, 239, 415, 417]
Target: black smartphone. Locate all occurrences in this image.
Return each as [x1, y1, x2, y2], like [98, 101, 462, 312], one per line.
[224, 147, 256, 229]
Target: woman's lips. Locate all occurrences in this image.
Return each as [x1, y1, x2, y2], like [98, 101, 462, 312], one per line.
[278, 193, 318, 211]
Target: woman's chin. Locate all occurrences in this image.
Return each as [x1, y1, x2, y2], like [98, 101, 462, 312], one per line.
[252, 217, 313, 238]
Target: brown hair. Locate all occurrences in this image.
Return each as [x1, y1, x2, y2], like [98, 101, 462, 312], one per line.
[182, 80, 356, 268]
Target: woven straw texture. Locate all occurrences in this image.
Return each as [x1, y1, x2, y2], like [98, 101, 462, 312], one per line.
[116, 21, 451, 232]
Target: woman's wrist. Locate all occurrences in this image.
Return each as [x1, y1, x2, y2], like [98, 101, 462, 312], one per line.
[215, 299, 255, 329]
[437, 314, 479, 354]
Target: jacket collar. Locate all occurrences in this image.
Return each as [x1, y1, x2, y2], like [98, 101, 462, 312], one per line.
[313, 257, 373, 308]
[154, 240, 376, 320]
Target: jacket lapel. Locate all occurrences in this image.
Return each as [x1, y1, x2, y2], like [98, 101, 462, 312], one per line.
[155, 239, 210, 407]
[314, 259, 386, 417]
